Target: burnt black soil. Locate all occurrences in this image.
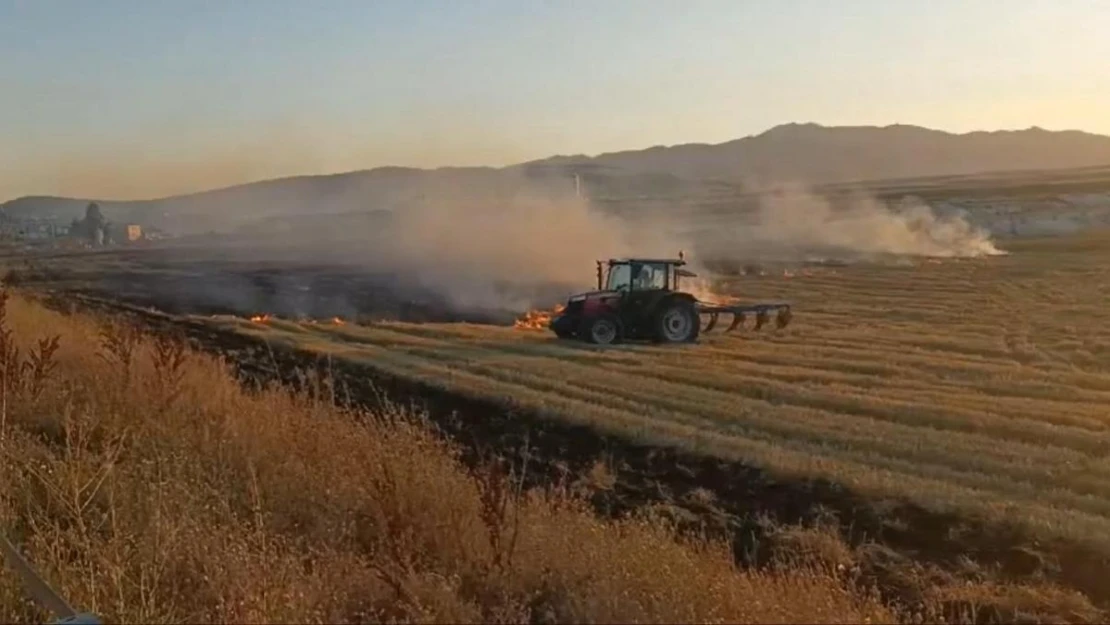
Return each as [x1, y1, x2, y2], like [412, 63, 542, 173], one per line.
[2, 246, 572, 326]
[34, 290, 1110, 620]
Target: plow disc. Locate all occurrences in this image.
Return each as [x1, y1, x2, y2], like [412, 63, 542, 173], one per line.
[697, 303, 792, 334]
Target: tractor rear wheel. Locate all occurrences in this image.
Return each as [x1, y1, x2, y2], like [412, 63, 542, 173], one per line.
[654, 300, 699, 343]
[582, 314, 621, 345]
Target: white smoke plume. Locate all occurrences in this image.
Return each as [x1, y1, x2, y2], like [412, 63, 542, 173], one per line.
[95, 175, 1004, 323]
[688, 186, 1006, 266]
[167, 173, 690, 317]
[371, 187, 686, 311]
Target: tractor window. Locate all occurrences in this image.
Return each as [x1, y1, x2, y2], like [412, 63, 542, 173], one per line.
[605, 263, 632, 291]
[633, 263, 668, 290]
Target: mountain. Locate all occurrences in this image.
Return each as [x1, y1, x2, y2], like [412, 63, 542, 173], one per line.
[518, 123, 1110, 186]
[6, 123, 1110, 234]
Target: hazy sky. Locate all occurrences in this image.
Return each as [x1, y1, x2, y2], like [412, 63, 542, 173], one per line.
[2, 0, 1107, 201]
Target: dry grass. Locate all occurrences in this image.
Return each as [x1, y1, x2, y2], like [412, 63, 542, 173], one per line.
[213, 231, 1110, 554]
[0, 291, 894, 623]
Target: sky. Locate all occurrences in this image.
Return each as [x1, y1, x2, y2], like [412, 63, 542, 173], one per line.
[1, 0, 1108, 201]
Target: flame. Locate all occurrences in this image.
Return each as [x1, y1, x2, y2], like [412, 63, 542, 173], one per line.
[250, 314, 273, 323]
[514, 304, 565, 331]
[296, 316, 347, 326]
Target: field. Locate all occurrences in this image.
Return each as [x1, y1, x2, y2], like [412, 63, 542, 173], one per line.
[7, 229, 1110, 621]
[203, 232, 1110, 550]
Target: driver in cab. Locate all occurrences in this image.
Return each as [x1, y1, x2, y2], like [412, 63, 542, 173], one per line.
[635, 265, 657, 290]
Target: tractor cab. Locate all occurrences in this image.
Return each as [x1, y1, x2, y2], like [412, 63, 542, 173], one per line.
[597, 256, 698, 294]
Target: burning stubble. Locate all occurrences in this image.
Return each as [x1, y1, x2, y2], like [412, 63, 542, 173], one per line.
[81, 175, 1005, 326]
[132, 174, 692, 322]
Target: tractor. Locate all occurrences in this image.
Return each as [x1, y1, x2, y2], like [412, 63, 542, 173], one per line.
[548, 253, 792, 345]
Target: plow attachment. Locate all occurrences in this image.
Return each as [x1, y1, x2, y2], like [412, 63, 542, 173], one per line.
[697, 302, 792, 333]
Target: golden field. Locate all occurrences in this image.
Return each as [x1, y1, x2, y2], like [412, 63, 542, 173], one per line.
[208, 231, 1110, 554]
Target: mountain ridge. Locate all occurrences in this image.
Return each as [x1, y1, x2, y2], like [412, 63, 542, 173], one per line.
[5, 122, 1110, 234]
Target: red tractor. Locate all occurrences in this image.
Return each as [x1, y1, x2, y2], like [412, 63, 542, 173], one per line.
[548, 254, 792, 345]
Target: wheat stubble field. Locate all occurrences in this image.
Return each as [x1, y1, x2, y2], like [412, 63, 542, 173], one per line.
[202, 232, 1110, 553]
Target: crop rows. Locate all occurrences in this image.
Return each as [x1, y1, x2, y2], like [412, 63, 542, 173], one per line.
[207, 232, 1110, 551]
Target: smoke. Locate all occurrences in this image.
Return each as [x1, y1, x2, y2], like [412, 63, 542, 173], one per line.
[689, 186, 1006, 266]
[391, 186, 696, 311]
[86, 174, 1005, 325]
[150, 172, 688, 319]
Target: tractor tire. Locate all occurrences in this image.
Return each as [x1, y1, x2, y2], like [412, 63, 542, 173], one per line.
[654, 299, 700, 343]
[581, 314, 622, 345]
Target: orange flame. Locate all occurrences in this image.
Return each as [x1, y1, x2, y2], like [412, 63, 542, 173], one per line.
[514, 304, 565, 331]
[250, 314, 273, 323]
[330, 317, 346, 325]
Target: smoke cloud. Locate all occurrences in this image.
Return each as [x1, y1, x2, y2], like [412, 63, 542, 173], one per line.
[80, 175, 1004, 325]
[129, 172, 687, 321]
[687, 186, 1005, 267]
[320, 182, 682, 312]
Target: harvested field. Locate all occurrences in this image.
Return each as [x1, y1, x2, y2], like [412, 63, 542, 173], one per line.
[8, 230, 1110, 620]
[187, 231, 1110, 554]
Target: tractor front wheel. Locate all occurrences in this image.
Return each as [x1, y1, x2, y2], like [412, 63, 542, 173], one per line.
[654, 300, 700, 343]
[581, 314, 622, 345]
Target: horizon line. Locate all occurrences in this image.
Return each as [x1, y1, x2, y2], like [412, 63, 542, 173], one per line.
[5, 120, 1109, 205]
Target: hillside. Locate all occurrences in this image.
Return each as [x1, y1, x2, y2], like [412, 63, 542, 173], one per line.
[5, 123, 1110, 235]
[524, 123, 1110, 185]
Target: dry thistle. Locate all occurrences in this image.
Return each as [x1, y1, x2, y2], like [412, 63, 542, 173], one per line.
[150, 331, 188, 412]
[96, 321, 142, 384]
[24, 335, 61, 402]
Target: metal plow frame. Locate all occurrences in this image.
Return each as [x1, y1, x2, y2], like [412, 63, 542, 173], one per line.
[697, 302, 792, 333]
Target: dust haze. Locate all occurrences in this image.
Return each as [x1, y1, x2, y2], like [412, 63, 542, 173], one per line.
[149, 174, 686, 321]
[101, 175, 1003, 323]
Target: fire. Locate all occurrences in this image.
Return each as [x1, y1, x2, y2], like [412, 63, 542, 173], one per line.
[514, 304, 565, 331]
[250, 314, 273, 323]
[296, 316, 346, 326]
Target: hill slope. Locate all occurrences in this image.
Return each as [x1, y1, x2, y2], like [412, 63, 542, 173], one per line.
[522, 123, 1110, 185]
[5, 123, 1110, 234]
